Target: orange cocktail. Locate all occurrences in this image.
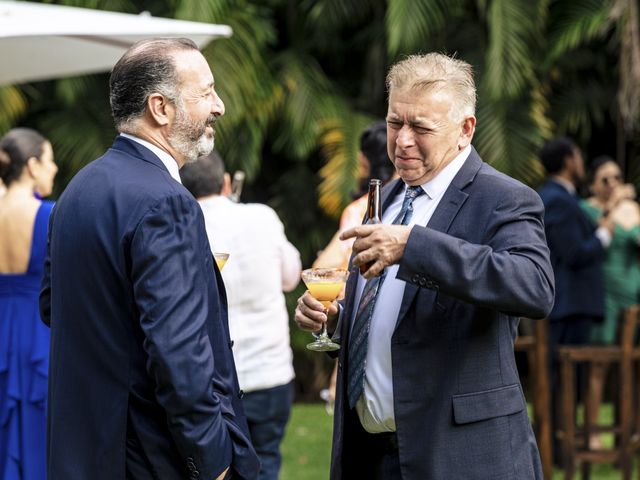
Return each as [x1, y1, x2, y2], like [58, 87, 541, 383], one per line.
[306, 282, 345, 308]
[301, 268, 349, 351]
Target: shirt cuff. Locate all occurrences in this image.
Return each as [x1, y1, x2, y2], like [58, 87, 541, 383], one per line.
[595, 226, 612, 248]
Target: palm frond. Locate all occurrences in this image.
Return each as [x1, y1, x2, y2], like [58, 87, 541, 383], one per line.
[386, 0, 455, 56]
[0, 86, 27, 133]
[317, 110, 374, 217]
[546, 0, 613, 63]
[474, 92, 547, 187]
[484, 0, 539, 99]
[304, 0, 375, 29]
[271, 52, 341, 160]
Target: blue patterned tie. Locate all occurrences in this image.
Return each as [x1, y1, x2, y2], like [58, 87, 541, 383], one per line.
[347, 185, 424, 409]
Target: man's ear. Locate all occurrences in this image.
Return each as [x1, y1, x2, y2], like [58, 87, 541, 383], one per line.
[458, 116, 476, 149]
[221, 172, 232, 197]
[147, 93, 173, 127]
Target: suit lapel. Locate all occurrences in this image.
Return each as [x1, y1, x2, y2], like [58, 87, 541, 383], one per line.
[396, 148, 482, 325]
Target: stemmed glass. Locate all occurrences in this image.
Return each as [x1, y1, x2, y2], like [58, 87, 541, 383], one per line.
[213, 252, 230, 271]
[301, 268, 349, 351]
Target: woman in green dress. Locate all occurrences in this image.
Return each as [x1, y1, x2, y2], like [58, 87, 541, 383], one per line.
[581, 155, 640, 449]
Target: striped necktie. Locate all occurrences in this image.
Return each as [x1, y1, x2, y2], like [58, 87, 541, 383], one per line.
[347, 185, 424, 409]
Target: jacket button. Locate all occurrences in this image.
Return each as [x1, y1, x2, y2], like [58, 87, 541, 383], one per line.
[412, 274, 420, 284]
[426, 280, 433, 289]
[229, 340, 234, 348]
[238, 389, 245, 399]
[419, 277, 426, 287]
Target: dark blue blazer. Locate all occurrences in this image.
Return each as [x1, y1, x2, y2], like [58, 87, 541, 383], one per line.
[40, 137, 259, 480]
[537, 179, 604, 321]
[331, 148, 555, 479]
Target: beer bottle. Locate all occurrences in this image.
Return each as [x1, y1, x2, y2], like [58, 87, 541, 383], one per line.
[359, 179, 381, 274]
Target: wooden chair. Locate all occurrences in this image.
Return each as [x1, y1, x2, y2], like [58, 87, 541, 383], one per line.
[556, 305, 640, 479]
[515, 317, 552, 480]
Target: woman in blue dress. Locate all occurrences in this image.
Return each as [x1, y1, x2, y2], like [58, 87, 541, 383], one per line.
[0, 128, 58, 479]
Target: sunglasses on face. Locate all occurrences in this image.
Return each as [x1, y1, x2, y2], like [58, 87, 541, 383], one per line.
[601, 174, 622, 186]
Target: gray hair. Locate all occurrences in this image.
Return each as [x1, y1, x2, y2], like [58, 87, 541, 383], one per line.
[109, 38, 199, 132]
[386, 53, 476, 122]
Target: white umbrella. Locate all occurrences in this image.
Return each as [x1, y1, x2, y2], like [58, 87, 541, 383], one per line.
[0, 0, 232, 86]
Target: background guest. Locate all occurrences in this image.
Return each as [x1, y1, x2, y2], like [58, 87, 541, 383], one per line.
[581, 155, 640, 448]
[537, 137, 612, 462]
[0, 128, 57, 480]
[181, 151, 301, 480]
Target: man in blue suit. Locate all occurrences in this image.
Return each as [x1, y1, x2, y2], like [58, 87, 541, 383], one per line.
[537, 137, 611, 462]
[295, 53, 555, 479]
[40, 38, 259, 480]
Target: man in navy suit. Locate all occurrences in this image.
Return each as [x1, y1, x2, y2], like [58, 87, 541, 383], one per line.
[40, 38, 259, 480]
[295, 53, 555, 479]
[537, 137, 611, 462]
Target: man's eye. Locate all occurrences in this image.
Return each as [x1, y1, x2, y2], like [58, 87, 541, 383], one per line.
[387, 121, 402, 130]
[413, 126, 430, 135]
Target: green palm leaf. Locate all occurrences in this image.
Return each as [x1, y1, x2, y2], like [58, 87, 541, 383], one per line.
[0, 86, 27, 134]
[318, 110, 374, 217]
[386, 0, 455, 56]
[474, 90, 547, 187]
[546, 0, 613, 63]
[484, 0, 539, 99]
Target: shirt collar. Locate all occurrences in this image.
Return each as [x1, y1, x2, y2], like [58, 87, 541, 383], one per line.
[418, 145, 471, 199]
[120, 133, 182, 184]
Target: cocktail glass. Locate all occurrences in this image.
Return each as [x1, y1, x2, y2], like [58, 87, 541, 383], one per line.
[301, 268, 348, 352]
[213, 252, 230, 270]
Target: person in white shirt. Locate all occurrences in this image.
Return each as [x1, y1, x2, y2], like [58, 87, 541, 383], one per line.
[181, 151, 301, 480]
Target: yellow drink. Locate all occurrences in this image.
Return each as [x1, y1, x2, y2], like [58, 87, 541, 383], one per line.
[307, 281, 345, 307]
[215, 257, 227, 270]
[213, 252, 229, 271]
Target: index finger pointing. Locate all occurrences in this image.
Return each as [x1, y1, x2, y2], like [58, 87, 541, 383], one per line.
[340, 225, 374, 241]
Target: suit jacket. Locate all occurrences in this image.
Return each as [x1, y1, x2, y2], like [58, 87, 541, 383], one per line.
[331, 148, 555, 479]
[40, 137, 259, 480]
[537, 179, 604, 321]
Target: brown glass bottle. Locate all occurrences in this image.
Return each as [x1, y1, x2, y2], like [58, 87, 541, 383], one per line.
[359, 179, 382, 275]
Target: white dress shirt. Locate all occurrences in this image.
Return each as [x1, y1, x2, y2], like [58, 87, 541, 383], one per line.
[198, 196, 301, 392]
[120, 133, 182, 184]
[352, 146, 471, 433]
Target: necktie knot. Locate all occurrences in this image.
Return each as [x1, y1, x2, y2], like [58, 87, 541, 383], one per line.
[405, 185, 423, 200]
[393, 185, 424, 225]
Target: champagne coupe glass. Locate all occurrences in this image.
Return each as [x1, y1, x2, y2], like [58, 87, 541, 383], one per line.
[301, 268, 349, 352]
[213, 252, 230, 271]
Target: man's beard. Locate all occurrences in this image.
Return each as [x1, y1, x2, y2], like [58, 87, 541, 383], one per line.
[169, 105, 215, 164]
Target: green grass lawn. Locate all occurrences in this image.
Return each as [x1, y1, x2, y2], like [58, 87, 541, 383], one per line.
[280, 403, 637, 480]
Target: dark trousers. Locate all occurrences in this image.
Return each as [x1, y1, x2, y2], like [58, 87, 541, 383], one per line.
[242, 382, 294, 480]
[548, 315, 595, 464]
[342, 412, 402, 480]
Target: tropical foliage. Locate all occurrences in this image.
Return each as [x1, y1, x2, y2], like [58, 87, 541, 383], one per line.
[2, 0, 639, 397]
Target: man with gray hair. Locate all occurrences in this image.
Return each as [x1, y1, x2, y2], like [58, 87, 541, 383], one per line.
[295, 52, 554, 478]
[40, 38, 259, 480]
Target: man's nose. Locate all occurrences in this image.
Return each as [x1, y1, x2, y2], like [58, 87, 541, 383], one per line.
[212, 92, 225, 117]
[396, 125, 414, 147]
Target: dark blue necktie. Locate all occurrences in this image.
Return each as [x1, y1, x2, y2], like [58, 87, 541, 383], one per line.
[347, 185, 424, 409]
